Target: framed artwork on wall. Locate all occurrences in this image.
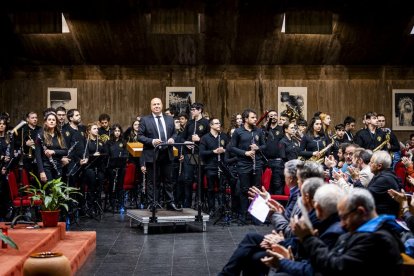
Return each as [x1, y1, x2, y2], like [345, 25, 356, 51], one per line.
[165, 87, 195, 116]
[392, 89, 414, 130]
[47, 87, 77, 110]
[277, 87, 307, 121]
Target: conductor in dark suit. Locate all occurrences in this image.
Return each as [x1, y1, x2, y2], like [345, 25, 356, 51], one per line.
[138, 98, 181, 211]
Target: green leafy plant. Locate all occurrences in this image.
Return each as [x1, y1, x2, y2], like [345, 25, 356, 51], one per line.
[27, 175, 81, 212]
[0, 232, 18, 249]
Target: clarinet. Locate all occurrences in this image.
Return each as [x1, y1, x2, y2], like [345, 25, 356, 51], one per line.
[178, 146, 183, 176]
[66, 141, 79, 157]
[251, 132, 256, 175]
[37, 133, 60, 176]
[192, 117, 197, 154]
[217, 133, 222, 178]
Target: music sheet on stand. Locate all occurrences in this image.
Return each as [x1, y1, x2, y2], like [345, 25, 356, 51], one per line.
[248, 195, 270, 223]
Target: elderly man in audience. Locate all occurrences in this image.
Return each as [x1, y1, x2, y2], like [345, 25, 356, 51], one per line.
[263, 183, 345, 276]
[268, 188, 404, 276]
[368, 150, 401, 216]
[218, 162, 324, 276]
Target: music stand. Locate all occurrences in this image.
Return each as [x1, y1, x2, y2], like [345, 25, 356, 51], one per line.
[107, 157, 128, 214]
[82, 154, 107, 221]
[150, 143, 202, 223]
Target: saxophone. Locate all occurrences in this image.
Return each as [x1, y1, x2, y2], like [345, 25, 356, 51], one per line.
[373, 131, 391, 152]
[309, 135, 336, 164]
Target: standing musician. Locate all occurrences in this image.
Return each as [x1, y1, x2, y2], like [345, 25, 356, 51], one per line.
[173, 112, 188, 208]
[15, 112, 41, 180]
[0, 117, 12, 170]
[343, 116, 356, 142]
[35, 112, 68, 182]
[106, 124, 128, 211]
[231, 108, 266, 222]
[125, 119, 140, 143]
[138, 97, 181, 211]
[56, 106, 67, 132]
[62, 109, 86, 186]
[180, 102, 210, 208]
[98, 113, 111, 142]
[279, 121, 300, 162]
[299, 116, 332, 161]
[263, 110, 285, 195]
[0, 117, 12, 220]
[199, 118, 229, 215]
[319, 112, 333, 138]
[377, 114, 400, 167]
[81, 123, 108, 205]
[354, 112, 386, 151]
[331, 123, 347, 161]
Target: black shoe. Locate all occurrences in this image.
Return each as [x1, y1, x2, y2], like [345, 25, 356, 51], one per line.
[167, 203, 183, 211]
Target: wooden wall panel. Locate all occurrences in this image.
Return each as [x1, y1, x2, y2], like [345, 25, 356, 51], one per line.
[1, 65, 414, 141]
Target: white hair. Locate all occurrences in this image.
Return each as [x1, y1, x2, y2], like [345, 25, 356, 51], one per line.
[314, 184, 344, 217]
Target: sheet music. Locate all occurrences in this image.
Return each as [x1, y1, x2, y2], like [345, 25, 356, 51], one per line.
[248, 194, 270, 223]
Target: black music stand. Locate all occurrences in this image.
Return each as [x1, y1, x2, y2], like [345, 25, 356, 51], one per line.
[107, 156, 128, 214]
[82, 154, 107, 221]
[150, 143, 203, 223]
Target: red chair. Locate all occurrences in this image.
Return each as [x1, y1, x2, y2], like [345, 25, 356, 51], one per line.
[261, 167, 290, 203]
[122, 162, 138, 208]
[7, 170, 42, 220]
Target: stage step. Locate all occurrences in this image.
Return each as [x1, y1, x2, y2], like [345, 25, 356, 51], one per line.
[0, 222, 96, 276]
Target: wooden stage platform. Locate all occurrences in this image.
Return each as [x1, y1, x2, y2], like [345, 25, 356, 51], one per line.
[127, 208, 210, 234]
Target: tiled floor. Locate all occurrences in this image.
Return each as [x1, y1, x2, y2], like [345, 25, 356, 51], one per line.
[74, 212, 270, 276]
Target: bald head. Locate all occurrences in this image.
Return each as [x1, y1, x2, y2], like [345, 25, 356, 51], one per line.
[151, 98, 163, 115]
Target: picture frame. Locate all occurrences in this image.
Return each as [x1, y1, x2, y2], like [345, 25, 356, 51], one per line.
[47, 87, 77, 110]
[165, 87, 195, 116]
[392, 89, 414, 130]
[277, 87, 307, 121]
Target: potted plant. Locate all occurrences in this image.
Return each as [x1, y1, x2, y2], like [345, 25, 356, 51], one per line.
[27, 176, 80, 227]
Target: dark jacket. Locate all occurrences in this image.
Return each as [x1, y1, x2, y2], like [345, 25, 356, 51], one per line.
[277, 214, 345, 276]
[302, 215, 404, 276]
[368, 169, 401, 216]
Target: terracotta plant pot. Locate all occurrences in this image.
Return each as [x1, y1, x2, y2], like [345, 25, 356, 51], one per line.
[40, 210, 60, 227]
[23, 252, 71, 276]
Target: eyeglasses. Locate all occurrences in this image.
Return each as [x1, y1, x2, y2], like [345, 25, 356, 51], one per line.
[339, 207, 358, 220]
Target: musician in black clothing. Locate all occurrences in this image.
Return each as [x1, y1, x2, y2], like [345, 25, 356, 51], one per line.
[331, 123, 347, 161]
[180, 103, 210, 208]
[225, 128, 240, 214]
[62, 109, 86, 186]
[15, 112, 41, 180]
[200, 118, 229, 214]
[343, 116, 356, 142]
[0, 117, 12, 220]
[354, 112, 386, 151]
[106, 124, 128, 210]
[82, 123, 107, 202]
[98, 113, 111, 142]
[231, 109, 266, 221]
[299, 116, 331, 161]
[35, 112, 68, 182]
[279, 121, 300, 162]
[264, 110, 285, 195]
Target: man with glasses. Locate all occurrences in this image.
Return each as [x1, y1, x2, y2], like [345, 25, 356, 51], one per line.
[289, 188, 403, 276]
[199, 118, 228, 215]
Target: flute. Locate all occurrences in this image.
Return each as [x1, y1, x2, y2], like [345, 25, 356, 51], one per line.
[251, 133, 256, 175]
[37, 133, 60, 176]
[178, 146, 183, 176]
[217, 133, 222, 178]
